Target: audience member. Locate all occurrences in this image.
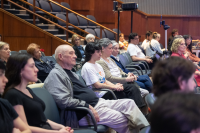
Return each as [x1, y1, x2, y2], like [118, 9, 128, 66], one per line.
[119, 33, 128, 50]
[82, 42, 147, 110]
[0, 41, 10, 65]
[171, 37, 200, 86]
[27, 43, 55, 82]
[72, 34, 85, 62]
[85, 34, 95, 43]
[183, 35, 200, 64]
[152, 56, 196, 97]
[141, 31, 153, 51]
[150, 92, 200, 133]
[0, 60, 31, 133]
[97, 38, 150, 95]
[145, 32, 163, 58]
[44, 45, 149, 133]
[110, 41, 153, 92]
[4, 53, 73, 133]
[127, 33, 154, 69]
[168, 29, 178, 51]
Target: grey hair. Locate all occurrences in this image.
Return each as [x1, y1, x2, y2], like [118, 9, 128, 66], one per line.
[85, 34, 95, 41]
[111, 40, 118, 47]
[99, 38, 112, 48]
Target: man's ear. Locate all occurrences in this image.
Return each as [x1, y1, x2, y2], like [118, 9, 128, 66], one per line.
[178, 76, 186, 90]
[102, 47, 105, 52]
[58, 53, 63, 61]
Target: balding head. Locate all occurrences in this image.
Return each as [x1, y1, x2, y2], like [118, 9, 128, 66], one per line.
[55, 45, 77, 69]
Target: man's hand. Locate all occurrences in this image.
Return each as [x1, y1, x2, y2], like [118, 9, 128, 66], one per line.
[145, 58, 153, 63]
[184, 52, 189, 58]
[89, 105, 100, 122]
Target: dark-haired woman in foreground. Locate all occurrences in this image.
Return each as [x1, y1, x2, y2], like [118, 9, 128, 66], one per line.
[0, 60, 31, 133]
[3, 53, 73, 133]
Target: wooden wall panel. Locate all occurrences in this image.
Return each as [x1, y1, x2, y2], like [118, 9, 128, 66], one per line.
[0, 9, 67, 56]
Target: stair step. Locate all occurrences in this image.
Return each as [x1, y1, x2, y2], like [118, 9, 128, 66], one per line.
[54, 34, 67, 40]
[6, 9, 26, 14]
[43, 29, 58, 34]
[0, 4, 10, 9]
[16, 14, 29, 19]
[25, 19, 40, 24]
[37, 24, 55, 29]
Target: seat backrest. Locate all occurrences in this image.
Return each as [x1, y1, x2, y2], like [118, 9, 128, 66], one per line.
[85, 28, 97, 36]
[145, 93, 156, 110]
[94, 28, 106, 38]
[50, 1, 61, 12]
[61, 2, 71, 12]
[38, 1, 51, 12]
[27, 0, 40, 11]
[68, 13, 79, 26]
[19, 50, 28, 54]
[52, 54, 55, 59]
[45, 56, 56, 64]
[118, 54, 130, 67]
[56, 14, 66, 26]
[77, 16, 88, 26]
[86, 15, 97, 26]
[104, 29, 115, 40]
[124, 52, 133, 64]
[32, 87, 61, 124]
[113, 28, 121, 34]
[10, 51, 18, 55]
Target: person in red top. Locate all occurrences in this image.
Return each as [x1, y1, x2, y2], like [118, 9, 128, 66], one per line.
[171, 37, 200, 86]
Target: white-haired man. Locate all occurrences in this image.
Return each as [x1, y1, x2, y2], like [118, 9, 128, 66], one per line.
[44, 45, 149, 133]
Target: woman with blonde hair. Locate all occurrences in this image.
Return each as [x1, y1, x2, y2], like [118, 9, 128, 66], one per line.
[72, 34, 85, 62]
[0, 41, 11, 65]
[171, 37, 200, 86]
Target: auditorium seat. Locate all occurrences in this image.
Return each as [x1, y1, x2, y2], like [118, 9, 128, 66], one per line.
[56, 14, 66, 27]
[27, 0, 40, 12]
[145, 93, 156, 110]
[104, 29, 115, 40]
[113, 28, 121, 34]
[68, 13, 80, 29]
[19, 50, 28, 54]
[10, 51, 18, 55]
[94, 28, 106, 38]
[86, 15, 100, 29]
[77, 15, 88, 29]
[85, 28, 97, 36]
[50, 1, 66, 15]
[38, 1, 60, 15]
[61, 2, 71, 13]
[32, 87, 105, 133]
[139, 126, 151, 133]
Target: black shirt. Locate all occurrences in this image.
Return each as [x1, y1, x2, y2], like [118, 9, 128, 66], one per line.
[4, 87, 48, 127]
[64, 69, 99, 108]
[0, 98, 18, 133]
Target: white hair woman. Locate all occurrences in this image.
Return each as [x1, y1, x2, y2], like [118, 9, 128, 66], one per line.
[85, 34, 95, 43]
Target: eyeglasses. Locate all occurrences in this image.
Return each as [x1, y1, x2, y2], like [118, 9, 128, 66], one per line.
[75, 39, 80, 41]
[134, 38, 139, 40]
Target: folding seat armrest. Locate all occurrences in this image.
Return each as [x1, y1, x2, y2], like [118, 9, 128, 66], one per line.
[129, 62, 147, 74]
[92, 88, 117, 100]
[126, 65, 143, 75]
[65, 107, 98, 131]
[125, 68, 141, 76]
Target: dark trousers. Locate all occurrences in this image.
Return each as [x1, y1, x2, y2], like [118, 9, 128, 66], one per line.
[113, 82, 146, 108]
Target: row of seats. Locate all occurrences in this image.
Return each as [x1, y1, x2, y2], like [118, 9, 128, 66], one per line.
[85, 28, 121, 40]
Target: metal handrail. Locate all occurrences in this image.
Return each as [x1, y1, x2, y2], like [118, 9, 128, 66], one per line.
[6, 0, 85, 42]
[49, 0, 117, 35]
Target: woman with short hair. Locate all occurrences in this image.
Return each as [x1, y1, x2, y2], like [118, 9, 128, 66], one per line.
[85, 34, 95, 43]
[81, 42, 147, 112]
[3, 53, 73, 133]
[0, 41, 11, 65]
[72, 34, 85, 62]
[0, 60, 31, 133]
[171, 37, 200, 86]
